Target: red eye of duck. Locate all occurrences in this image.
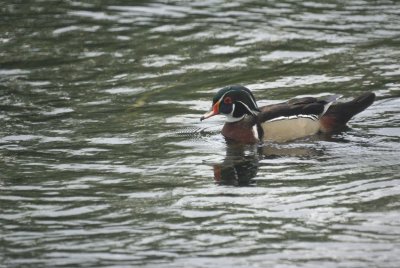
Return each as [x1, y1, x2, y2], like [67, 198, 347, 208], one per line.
[224, 97, 232, 104]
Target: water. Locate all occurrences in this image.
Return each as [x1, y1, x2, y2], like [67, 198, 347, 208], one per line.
[1, 1, 400, 267]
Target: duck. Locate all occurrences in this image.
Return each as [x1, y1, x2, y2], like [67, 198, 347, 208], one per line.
[200, 85, 375, 143]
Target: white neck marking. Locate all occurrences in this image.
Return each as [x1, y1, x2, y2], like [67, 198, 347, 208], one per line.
[225, 104, 245, 122]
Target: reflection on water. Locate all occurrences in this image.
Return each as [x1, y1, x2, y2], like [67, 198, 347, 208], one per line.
[213, 140, 326, 186]
[1, 0, 400, 267]
[213, 143, 259, 186]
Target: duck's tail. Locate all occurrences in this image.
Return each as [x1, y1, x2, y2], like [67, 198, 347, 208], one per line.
[320, 92, 375, 133]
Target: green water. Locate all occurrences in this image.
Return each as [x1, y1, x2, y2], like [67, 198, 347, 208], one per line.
[1, 1, 400, 267]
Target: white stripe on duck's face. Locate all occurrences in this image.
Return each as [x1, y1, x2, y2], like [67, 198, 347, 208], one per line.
[261, 115, 321, 142]
[225, 104, 245, 123]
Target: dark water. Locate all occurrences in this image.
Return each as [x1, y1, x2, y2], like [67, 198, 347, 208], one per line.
[1, 1, 400, 267]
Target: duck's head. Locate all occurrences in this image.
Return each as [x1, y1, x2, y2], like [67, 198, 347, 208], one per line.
[200, 85, 260, 122]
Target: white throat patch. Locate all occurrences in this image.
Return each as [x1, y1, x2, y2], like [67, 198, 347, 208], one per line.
[224, 104, 245, 123]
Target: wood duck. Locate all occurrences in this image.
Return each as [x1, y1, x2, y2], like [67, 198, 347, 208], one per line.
[200, 85, 375, 143]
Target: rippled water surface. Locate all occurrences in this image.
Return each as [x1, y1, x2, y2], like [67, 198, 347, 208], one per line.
[1, 1, 400, 267]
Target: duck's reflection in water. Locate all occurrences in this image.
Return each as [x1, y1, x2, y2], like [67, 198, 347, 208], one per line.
[213, 143, 259, 186]
[213, 140, 325, 186]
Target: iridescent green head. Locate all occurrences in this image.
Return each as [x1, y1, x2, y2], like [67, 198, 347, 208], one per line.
[200, 85, 260, 122]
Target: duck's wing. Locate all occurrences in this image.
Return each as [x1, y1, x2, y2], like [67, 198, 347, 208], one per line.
[257, 95, 341, 123]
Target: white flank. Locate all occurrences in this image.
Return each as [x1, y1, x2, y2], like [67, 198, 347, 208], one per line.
[262, 115, 320, 142]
